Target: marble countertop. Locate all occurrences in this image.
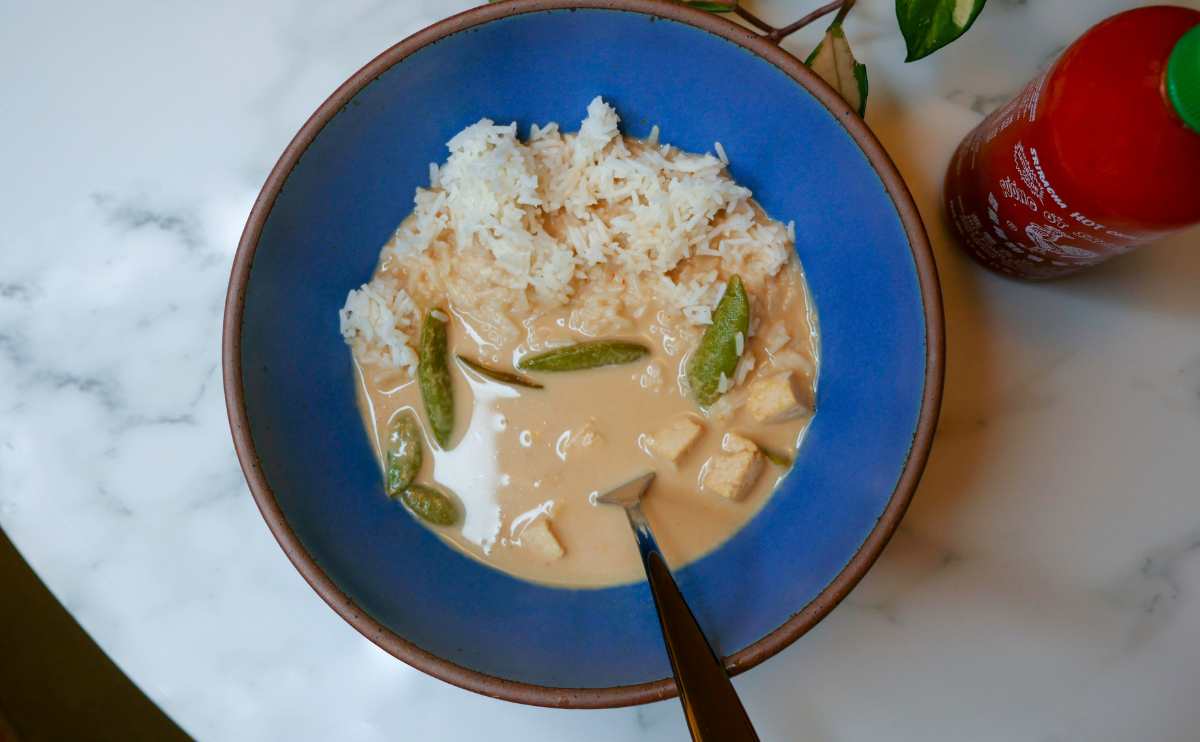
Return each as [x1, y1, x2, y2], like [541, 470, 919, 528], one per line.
[3, 1, 1199, 739]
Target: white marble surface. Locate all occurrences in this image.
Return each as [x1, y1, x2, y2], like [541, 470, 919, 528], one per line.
[2, 1, 1199, 739]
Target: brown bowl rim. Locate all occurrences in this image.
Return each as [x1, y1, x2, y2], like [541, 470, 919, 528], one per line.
[222, 0, 945, 709]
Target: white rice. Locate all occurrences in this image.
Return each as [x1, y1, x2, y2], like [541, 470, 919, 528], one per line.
[340, 96, 796, 376]
[734, 352, 756, 385]
[717, 372, 731, 395]
[338, 275, 420, 376]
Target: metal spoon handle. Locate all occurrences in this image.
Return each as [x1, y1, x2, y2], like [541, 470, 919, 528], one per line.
[625, 504, 759, 742]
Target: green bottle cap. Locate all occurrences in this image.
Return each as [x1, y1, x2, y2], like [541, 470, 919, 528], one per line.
[1167, 25, 1200, 134]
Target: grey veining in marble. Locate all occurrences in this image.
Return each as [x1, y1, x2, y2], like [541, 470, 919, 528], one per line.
[2, 1, 1199, 740]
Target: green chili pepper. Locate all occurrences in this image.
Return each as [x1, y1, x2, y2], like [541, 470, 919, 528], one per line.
[400, 484, 458, 526]
[518, 340, 649, 372]
[687, 275, 750, 406]
[418, 309, 454, 448]
[456, 355, 544, 389]
[384, 410, 422, 496]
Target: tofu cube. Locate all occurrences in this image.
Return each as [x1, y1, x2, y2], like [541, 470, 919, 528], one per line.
[520, 517, 564, 561]
[703, 449, 764, 501]
[746, 371, 811, 423]
[722, 432, 759, 454]
[648, 417, 705, 464]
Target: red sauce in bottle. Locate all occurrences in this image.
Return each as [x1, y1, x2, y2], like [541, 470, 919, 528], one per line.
[944, 6, 1200, 280]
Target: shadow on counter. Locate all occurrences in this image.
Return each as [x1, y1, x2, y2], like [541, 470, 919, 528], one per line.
[0, 527, 189, 742]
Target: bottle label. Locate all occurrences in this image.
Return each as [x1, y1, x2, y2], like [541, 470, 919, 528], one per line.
[946, 67, 1159, 278]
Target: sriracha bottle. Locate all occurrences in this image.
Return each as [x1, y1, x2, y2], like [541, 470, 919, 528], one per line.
[944, 6, 1200, 280]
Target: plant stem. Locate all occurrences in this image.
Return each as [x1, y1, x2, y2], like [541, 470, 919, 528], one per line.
[734, 5, 776, 35]
[831, 0, 856, 27]
[767, 0, 848, 41]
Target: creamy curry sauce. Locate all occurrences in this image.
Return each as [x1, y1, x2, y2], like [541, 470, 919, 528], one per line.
[354, 264, 817, 587]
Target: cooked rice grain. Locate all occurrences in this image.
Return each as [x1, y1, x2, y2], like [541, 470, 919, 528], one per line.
[341, 97, 795, 375]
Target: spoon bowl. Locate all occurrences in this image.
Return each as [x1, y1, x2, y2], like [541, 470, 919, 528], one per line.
[592, 471, 657, 508]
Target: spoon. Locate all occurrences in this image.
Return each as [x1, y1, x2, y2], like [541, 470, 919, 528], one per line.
[595, 471, 759, 741]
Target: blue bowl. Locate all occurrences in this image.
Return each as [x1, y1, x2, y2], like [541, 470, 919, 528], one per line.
[224, 0, 943, 707]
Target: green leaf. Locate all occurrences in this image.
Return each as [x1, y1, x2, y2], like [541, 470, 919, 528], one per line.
[806, 25, 868, 117]
[896, 0, 987, 62]
[852, 58, 869, 114]
[683, 1, 737, 11]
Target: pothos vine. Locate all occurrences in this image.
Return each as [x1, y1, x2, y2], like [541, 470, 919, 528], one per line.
[685, 0, 989, 116]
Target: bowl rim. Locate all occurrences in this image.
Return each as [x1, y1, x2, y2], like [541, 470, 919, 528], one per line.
[223, 0, 945, 709]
